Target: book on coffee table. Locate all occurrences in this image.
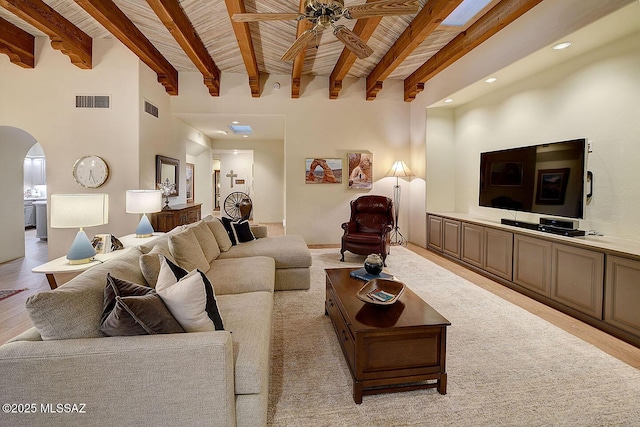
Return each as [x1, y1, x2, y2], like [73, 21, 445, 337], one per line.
[349, 268, 394, 282]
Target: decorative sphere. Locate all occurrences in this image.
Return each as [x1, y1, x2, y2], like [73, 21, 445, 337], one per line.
[364, 254, 383, 275]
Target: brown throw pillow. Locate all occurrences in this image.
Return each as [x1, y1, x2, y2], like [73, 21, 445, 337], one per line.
[100, 274, 184, 336]
[193, 221, 221, 263]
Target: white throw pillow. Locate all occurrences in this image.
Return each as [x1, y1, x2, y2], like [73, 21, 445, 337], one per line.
[155, 256, 224, 332]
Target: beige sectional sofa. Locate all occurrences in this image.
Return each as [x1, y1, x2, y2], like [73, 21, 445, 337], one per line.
[0, 217, 312, 427]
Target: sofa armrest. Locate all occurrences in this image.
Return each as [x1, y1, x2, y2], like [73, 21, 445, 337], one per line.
[250, 225, 268, 239]
[341, 221, 357, 234]
[0, 332, 236, 427]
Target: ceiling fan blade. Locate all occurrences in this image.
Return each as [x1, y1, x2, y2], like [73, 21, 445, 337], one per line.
[343, 0, 419, 20]
[281, 29, 317, 62]
[333, 26, 374, 59]
[232, 13, 303, 23]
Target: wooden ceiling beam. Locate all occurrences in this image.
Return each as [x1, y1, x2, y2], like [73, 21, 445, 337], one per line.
[291, 0, 312, 99]
[147, 0, 220, 96]
[404, 0, 543, 102]
[329, 0, 382, 100]
[225, 0, 261, 97]
[0, 16, 35, 68]
[75, 0, 178, 95]
[365, 0, 464, 100]
[0, 0, 91, 69]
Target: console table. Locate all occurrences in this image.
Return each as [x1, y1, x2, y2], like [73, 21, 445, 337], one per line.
[427, 212, 640, 348]
[150, 203, 201, 232]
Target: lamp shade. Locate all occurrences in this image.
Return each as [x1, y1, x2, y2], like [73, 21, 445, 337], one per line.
[126, 190, 162, 214]
[50, 194, 109, 228]
[385, 160, 415, 178]
[50, 194, 109, 264]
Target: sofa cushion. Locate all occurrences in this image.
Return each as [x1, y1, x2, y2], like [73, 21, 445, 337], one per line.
[168, 228, 210, 273]
[139, 244, 176, 288]
[100, 274, 184, 336]
[25, 251, 145, 340]
[217, 291, 273, 395]
[193, 221, 221, 262]
[205, 218, 233, 252]
[205, 257, 275, 295]
[156, 257, 224, 331]
[218, 235, 312, 270]
[231, 220, 256, 244]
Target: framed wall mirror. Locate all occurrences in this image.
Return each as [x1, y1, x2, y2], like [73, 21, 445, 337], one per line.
[156, 155, 179, 197]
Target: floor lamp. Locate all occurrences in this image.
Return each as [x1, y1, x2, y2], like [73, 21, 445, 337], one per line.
[385, 160, 415, 246]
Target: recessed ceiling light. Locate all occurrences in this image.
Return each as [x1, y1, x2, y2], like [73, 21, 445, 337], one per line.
[242, 135, 249, 138]
[552, 42, 572, 50]
[444, 98, 454, 103]
[485, 77, 497, 83]
[231, 121, 240, 124]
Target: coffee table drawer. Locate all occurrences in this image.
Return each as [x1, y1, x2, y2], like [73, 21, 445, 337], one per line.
[358, 328, 446, 379]
[326, 286, 355, 369]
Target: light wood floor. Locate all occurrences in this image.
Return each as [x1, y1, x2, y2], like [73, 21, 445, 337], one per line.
[2, 227, 639, 369]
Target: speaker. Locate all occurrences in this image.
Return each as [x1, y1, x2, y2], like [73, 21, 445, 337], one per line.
[540, 218, 579, 229]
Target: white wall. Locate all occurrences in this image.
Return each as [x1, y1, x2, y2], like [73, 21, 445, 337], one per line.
[218, 151, 253, 219]
[212, 139, 285, 223]
[429, 28, 640, 239]
[172, 73, 410, 244]
[0, 38, 211, 258]
[0, 38, 141, 259]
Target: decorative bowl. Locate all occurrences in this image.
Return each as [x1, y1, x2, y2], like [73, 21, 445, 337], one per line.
[356, 278, 404, 306]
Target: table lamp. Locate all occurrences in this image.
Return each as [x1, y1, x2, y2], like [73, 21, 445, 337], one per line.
[50, 194, 109, 264]
[126, 190, 162, 237]
[385, 160, 415, 246]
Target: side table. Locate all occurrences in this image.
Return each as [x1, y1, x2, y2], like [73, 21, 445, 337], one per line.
[32, 233, 162, 289]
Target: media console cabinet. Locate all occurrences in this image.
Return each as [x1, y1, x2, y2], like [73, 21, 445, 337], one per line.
[427, 212, 640, 348]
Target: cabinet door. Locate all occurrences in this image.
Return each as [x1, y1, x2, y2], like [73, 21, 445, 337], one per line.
[442, 219, 461, 259]
[551, 243, 604, 319]
[461, 223, 483, 268]
[605, 256, 640, 336]
[427, 215, 443, 252]
[32, 158, 46, 185]
[483, 228, 513, 280]
[513, 234, 552, 296]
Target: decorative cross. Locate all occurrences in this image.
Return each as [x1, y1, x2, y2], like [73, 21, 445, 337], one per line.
[226, 170, 238, 188]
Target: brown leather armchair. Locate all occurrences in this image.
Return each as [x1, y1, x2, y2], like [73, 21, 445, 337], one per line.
[340, 195, 394, 265]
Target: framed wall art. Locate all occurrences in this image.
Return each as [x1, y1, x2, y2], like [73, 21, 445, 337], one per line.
[347, 152, 373, 189]
[305, 158, 342, 184]
[186, 162, 194, 203]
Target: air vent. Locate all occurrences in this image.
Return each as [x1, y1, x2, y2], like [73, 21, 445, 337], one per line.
[144, 100, 159, 118]
[75, 95, 110, 109]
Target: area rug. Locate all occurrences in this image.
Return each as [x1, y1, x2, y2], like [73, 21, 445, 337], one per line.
[0, 289, 26, 302]
[267, 247, 640, 426]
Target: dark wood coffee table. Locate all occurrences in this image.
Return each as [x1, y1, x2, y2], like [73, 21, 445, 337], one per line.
[325, 268, 451, 404]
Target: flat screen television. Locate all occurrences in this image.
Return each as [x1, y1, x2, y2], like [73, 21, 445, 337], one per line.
[479, 138, 587, 219]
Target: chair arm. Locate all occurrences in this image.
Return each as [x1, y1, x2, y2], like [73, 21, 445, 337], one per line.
[341, 221, 358, 234]
[0, 332, 236, 426]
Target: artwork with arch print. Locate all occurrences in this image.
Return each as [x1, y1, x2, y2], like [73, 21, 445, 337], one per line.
[305, 158, 342, 184]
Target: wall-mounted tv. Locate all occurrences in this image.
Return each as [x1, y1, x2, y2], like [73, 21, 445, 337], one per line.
[479, 138, 587, 219]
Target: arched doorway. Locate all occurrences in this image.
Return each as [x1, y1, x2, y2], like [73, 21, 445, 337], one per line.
[0, 126, 41, 263]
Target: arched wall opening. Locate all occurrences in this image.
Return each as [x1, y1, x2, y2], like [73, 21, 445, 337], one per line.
[0, 126, 40, 263]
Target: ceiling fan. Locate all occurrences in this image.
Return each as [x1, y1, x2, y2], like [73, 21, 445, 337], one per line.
[232, 0, 420, 61]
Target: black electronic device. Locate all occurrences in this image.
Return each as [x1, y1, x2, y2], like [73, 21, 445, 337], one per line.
[540, 217, 579, 229]
[479, 138, 587, 219]
[501, 218, 586, 237]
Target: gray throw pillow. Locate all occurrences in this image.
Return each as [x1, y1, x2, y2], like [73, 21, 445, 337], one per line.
[100, 274, 184, 336]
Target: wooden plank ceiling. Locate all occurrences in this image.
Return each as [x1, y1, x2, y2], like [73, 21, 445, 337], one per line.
[0, 0, 543, 101]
